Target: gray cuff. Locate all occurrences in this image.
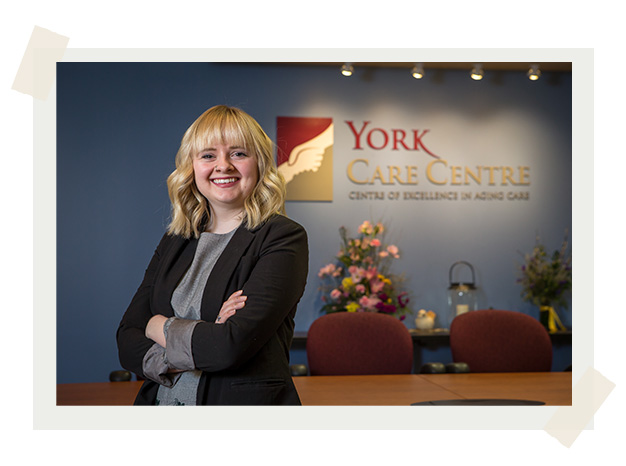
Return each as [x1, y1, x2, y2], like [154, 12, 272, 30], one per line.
[163, 316, 176, 340]
[165, 318, 202, 371]
[142, 343, 182, 387]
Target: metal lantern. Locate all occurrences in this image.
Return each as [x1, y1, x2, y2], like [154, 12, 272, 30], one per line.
[446, 261, 479, 328]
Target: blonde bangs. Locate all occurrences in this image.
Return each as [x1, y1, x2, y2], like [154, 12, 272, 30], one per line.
[188, 109, 257, 158]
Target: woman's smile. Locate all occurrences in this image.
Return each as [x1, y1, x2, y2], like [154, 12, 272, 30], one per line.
[211, 176, 240, 185]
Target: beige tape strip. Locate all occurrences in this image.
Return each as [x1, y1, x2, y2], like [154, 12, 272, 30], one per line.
[12, 25, 69, 100]
[544, 367, 615, 447]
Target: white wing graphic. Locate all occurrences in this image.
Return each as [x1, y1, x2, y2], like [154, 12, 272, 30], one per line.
[279, 123, 333, 183]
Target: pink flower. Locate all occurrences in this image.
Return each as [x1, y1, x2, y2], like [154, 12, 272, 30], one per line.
[379, 251, 389, 258]
[370, 238, 381, 247]
[318, 263, 337, 278]
[349, 265, 365, 282]
[364, 266, 378, 281]
[387, 245, 399, 258]
[359, 295, 381, 311]
[355, 284, 366, 294]
[330, 289, 342, 301]
[359, 221, 374, 235]
[370, 278, 385, 294]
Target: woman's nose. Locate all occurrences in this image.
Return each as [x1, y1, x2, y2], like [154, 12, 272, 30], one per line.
[216, 155, 233, 172]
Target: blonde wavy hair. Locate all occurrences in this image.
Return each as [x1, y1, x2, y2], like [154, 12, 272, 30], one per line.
[167, 105, 286, 238]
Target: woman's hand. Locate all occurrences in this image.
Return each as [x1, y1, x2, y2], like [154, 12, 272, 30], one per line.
[145, 314, 168, 347]
[216, 290, 247, 324]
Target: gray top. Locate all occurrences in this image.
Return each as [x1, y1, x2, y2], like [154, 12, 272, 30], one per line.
[143, 229, 236, 406]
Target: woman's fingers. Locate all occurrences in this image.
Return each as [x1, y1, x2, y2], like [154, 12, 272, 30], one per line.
[216, 290, 247, 323]
[225, 290, 247, 310]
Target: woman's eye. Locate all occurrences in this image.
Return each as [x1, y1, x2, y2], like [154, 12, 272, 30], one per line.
[200, 153, 215, 159]
[232, 151, 247, 158]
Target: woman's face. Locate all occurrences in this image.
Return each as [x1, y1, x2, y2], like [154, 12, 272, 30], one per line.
[192, 142, 259, 213]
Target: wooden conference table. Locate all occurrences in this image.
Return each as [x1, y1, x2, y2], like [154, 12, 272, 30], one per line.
[57, 372, 571, 406]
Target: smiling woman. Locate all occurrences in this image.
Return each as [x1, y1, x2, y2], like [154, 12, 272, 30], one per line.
[116, 105, 309, 406]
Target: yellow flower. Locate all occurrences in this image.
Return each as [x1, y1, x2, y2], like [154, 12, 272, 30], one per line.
[342, 277, 354, 289]
[346, 302, 360, 313]
[378, 275, 392, 285]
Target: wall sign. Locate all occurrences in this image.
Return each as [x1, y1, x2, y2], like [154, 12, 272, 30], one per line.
[277, 116, 532, 203]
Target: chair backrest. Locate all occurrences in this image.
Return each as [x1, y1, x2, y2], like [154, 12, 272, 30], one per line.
[306, 312, 413, 375]
[449, 309, 553, 372]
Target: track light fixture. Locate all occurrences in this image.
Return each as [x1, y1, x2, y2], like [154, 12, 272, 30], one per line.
[341, 63, 354, 77]
[527, 64, 541, 81]
[411, 63, 424, 79]
[335, 62, 548, 81]
[470, 63, 484, 81]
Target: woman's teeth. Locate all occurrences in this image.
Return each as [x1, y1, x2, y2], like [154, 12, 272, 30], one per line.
[213, 178, 238, 184]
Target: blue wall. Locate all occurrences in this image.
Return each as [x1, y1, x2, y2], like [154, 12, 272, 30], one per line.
[57, 63, 572, 383]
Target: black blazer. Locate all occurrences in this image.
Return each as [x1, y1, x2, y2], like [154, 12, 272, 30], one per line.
[116, 214, 309, 405]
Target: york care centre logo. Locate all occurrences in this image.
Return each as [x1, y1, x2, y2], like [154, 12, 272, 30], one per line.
[276, 116, 334, 201]
[276, 116, 530, 202]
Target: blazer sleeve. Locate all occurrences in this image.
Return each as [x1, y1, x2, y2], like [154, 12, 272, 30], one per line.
[190, 219, 309, 372]
[116, 233, 171, 377]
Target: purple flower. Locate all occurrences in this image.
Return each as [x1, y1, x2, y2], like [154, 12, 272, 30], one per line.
[375, 302, 397, 314]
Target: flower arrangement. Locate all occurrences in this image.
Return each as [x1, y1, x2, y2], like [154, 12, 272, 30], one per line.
[517, 232, 572, 309]
[318, 220, 410, 320]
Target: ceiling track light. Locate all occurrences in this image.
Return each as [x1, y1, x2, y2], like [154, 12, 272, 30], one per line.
[411, 63, 424, 79]
[527, 64, 541, 81]
[341, 63, 354, 77]
[470, 63, 484, 81]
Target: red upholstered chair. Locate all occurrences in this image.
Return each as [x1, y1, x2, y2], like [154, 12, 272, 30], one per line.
[449, 309, 553, 372]
[306, 312, 414, 375]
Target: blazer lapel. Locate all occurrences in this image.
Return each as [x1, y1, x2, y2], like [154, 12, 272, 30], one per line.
[157, 236, 198, 317]
[200, 226, 255, 322]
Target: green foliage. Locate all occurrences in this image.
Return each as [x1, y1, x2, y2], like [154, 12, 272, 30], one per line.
[518, 232, 572, 308]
